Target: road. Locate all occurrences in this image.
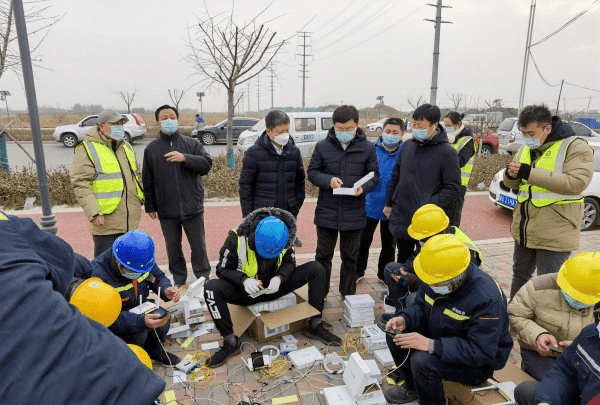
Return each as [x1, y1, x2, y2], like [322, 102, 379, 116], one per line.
[3, 138, 229, 170]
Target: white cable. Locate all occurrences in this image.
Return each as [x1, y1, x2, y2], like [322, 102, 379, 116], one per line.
[321, 353, 345, 374]
[259, 344, 281, 360]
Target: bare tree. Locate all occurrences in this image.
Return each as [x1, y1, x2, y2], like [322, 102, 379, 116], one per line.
[0, 0, 63, 80]
[118, 89, 136, 113]
[407, 96, 425, 110]
[446, 92, 463, 111]
[168, 88, 185, 111]
[484, 98, 503, 110]
[187, 3, 287, 167]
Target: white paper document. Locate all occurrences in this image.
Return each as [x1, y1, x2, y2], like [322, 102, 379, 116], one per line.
[332, 172, 375, 195]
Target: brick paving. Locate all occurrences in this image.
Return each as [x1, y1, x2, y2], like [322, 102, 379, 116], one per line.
[154, 230, 600, 405]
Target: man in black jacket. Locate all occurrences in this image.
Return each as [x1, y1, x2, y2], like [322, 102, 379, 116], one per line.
[143, 105, 213, 286]
[203, 208, 341, 368]
[239, 110, 305, 246]
[308, 105, 379, 297]
[384, 104, 461, 263]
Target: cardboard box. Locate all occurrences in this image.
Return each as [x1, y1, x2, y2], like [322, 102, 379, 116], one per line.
[228, 286, 320, 343]
[443, 362, 535, 405]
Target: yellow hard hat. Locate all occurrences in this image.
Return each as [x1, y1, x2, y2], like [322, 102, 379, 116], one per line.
[414, 234, 470, 285]
[128, 344, 153, 370]
[556, 252, 600, 305]
[407, 204, 450, 240]
[70, 277, 122, 327]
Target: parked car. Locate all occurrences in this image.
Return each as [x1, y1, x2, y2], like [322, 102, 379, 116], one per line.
[365, 118, 387, 132]
[469, 127, 499, 155]
[497, 117, 519, 154]
[191, 117, 259, 145]
[237, 112, 333, 156]
[488, 153, 600, 231]
[52, 113, 146, 148]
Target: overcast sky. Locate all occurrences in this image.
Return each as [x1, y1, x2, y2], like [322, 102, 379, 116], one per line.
[2, 0, 599, 117]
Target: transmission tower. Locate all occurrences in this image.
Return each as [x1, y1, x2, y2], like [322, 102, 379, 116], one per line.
[297, 32, 312, 110]
[425, 0, 452, 106]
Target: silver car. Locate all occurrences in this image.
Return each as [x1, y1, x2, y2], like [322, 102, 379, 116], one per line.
[52, 113, 147, 147]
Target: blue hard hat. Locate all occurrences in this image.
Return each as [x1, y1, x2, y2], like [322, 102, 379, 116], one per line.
[255, 216, 289, 259]
[112, 230, 156, 273]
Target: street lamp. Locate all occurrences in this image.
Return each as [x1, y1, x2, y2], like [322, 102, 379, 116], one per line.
[376, 96, 384, 119]
[196, 92, 205, 116]
[0, 90, 10, 119]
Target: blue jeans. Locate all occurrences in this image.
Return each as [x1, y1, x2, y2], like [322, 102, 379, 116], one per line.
[387, 334, 493, 405]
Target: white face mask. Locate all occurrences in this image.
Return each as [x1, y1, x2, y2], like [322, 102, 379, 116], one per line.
[273, 132, 290, 146]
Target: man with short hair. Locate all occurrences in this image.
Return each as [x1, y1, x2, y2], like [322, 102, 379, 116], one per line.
[384, 103, 461, 264]
[308, 105, 379, 297]
[72, 110, 144, 257]
[505, 104, 594, 298]
[143, 105, 213, 286]
[239, 110, 305, 246]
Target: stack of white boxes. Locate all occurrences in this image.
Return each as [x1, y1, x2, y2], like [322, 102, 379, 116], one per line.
[247, 292, 297, 338]
[344, 294, 375, 328]
[360, 324, 388, 353]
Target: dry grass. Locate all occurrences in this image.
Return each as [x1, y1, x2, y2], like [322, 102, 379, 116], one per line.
[469, 154, 513, 188]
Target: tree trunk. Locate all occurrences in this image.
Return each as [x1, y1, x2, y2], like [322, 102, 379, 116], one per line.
[226, 85, 236, 168]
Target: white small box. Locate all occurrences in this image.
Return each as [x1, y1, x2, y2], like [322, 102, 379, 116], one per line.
[167, 323, 190, 336]
[374, 348, 394, 367]
[322, 385, 356, 405]
[128, 301, 158, 315]
[287, 346, 324, 369]
[343, 315, 375, 328]
[364, 359, 383, 385]
[345, 294, 375, 309]
[343, 353, 375, 398]
[355, 385, 386, 405]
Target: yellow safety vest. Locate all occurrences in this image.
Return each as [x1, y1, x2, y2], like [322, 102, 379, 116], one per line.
[78, 140, 144, 215]
[231, 229, 286, 278]
[451, 136, 479, 187]
[451, 226, 484, 265]
[515, 136, 584, 207]
[0, 212, 8, 220]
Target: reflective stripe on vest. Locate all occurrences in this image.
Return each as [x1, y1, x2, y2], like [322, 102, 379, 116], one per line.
[451, 136, 478, 187]
[80, 140, 144, 214]
[443, 308, 470, 321]
[424, 294, 434, 306]
[515, 136, 584, 207]
[231, 229, 285, 278]
[452, 226, 484, 265]
[114, 271, 151, 292]
[0, 212, 7, 220]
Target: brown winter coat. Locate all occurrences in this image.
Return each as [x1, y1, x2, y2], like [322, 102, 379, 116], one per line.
[508, 273, 594, 353]
[503, 136, 594, 252]
[71, 126, 142, 236]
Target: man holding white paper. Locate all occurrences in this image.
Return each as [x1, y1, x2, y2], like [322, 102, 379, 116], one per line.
[308, 105, 379, 297]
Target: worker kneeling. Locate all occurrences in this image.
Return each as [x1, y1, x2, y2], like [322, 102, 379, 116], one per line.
[204, 208, 342, 368]
[92, 230, 182, 366]
[383, 234, 512, 405]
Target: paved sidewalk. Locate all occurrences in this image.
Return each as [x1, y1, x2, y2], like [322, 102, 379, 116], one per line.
[151, 230, 600, 405]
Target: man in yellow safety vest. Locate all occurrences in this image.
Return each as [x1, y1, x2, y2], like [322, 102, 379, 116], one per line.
[72, 110, 144, 257]
[504, 105, 594, 299]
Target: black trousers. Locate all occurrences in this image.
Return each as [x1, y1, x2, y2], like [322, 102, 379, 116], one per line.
[115, 307, 171, 358]
[396, 238, 418, 264]
[452, 185, 467, 227]
[159, 213, 211, 286]
[203, 261, 326, 337]
[93, 233, 124, 258]
[514, 381, 539, 405]
[387, 334, 493, 405]
[315, 226, 362, 297]
[357, 217, 395, 280]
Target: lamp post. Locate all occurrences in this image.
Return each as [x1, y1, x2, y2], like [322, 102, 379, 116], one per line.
[196, 92, 205, 116]
[376, 96, 384, 119]
[0, 91, 9, 171]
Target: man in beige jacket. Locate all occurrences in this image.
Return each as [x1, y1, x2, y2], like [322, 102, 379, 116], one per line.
[504, 105, 593, 298]
[508, 252, 597, 381]
[71, 110, 144, 257]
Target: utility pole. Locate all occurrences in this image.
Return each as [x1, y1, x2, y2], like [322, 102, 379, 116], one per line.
[256, 75, 260, 112]
[425, 0, 452, 106]
[518, 0, 537, 115]
[247, 82, 251, 112]
[269, 61, 276, 109]
[555, 79, 564, 115]
[297, 32, 312, 110]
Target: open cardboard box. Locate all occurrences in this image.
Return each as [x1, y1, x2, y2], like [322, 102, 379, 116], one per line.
[228, 285, 320, 343]
[443, 362, 535, 405]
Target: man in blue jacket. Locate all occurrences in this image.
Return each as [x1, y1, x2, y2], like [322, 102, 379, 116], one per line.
[91, 230, 182, 366]
[0, 212, 165, 404]
[357, 117, 404, 282]
[383, 234, 512, 405]
[308, 105, 379, 297]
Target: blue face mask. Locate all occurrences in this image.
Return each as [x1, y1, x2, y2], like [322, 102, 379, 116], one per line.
[335, 129, 355, 144]
[524, 137, 541, 149]
[412, 128, 431, 141]
[382, 134, 401, 147]
[561, 290, 591, 310]
[160, 119, 179, 135]
[445, 126, 456, 134]
[122, 270, 140, 280]
[431, 285, 451, 295]
[110, 125, 125, 141]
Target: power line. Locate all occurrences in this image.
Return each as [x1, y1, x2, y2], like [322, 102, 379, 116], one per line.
[297, 32, 312, 109]
[530, 0, 599, 47]
[529, 49, 600, 93]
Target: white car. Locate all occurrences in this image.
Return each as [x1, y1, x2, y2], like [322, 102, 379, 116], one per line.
[366, 118, 387, 132]
[488, 154, 600, 230]
[52, 113, 146, 147]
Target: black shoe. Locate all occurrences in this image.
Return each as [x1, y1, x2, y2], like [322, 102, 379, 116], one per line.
[204, 338, 240, 368]
[384, 385, 418, 404]
[150, 350, 181, 367]
[293, 238, 303, 248]
[302, 322, 342, 345]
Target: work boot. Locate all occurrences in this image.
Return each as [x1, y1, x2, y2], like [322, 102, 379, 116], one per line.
[384, 384, 418, 404]
[302, 321, 342, 345]
[204, 337, 240, 368]
[150, 350, 181, 367]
